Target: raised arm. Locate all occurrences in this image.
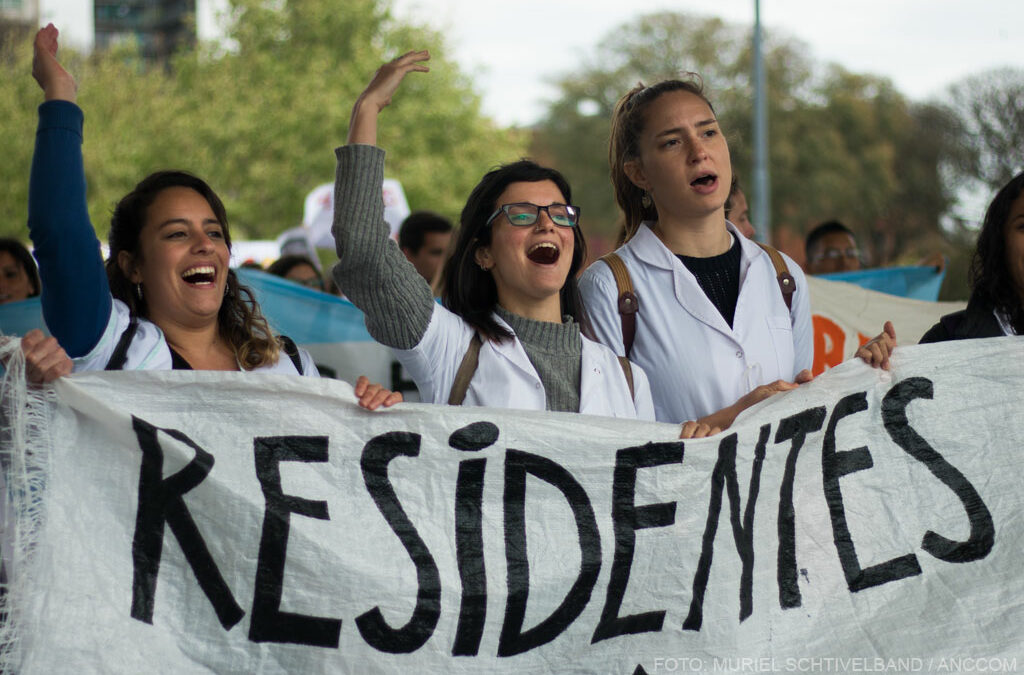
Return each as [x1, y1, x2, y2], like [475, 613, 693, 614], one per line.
[347, 50, 430, 146]
[331, 52, 436, 350]
[28, 24, 111, 358]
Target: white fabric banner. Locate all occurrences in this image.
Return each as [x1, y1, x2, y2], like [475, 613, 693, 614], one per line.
[807, 276, 966, 375]
[2, 339, 1022, 674]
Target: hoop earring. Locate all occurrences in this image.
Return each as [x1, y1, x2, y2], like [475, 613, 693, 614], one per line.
[641, 191, 652, 208]
[135, 283, 143, 300]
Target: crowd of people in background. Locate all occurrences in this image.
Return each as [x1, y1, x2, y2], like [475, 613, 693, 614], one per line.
[3, 24, 1022, 432]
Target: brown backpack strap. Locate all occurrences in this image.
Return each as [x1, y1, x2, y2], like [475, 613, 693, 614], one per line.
[616, 356, 635, 401]
[599, 252, 639, 357]
[448, 332, 483, 405]
[755, 242, 795, 311]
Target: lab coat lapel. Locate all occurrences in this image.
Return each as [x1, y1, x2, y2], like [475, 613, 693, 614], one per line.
[632, 224, 734, 336]
[488, 313, 542, 380]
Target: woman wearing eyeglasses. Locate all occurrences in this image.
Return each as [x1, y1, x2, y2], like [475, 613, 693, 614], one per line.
[333, 53, 732, 435]
[332, 52, 646, 419]
[804, 220, 862, 275]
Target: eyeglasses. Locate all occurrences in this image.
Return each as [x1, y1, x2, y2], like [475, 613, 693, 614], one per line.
[486, 202, 580, 228]
[297, 276, 325, 290]
[810, 248, 860, 264]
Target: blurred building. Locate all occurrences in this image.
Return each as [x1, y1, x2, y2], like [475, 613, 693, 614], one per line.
[0, 0, 40, 46]
[94, 0, 193, 60]
[2, 0, 227, 60]
[0, 0, 36, 26]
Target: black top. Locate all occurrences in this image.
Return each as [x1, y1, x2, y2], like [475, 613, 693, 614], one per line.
[678, 237, 742, 328]
[919, 297, 1005, 343]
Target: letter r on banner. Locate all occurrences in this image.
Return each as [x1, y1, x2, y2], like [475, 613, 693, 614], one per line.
[129, 416, 245, 630]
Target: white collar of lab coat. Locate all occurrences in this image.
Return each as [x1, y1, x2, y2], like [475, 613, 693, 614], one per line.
[485, 311, 545, 382]
[631, 220, 761, 278]
[628, 220, 769, 334]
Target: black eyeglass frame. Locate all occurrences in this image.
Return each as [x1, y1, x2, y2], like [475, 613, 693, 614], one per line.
[485, 202, 581, 228]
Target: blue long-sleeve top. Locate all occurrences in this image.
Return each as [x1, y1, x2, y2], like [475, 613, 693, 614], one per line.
[28, 100, 111, 357]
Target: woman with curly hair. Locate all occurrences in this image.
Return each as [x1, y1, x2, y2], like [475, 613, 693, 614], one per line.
[24, 25, 398, 407]
[27, 26, 315, 375]
[921, 171, 1024, 341]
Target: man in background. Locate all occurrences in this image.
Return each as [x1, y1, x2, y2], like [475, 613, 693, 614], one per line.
[805, 219, 946, 276]
[805, 220, 862, 275]
[398, 211, 453, 286]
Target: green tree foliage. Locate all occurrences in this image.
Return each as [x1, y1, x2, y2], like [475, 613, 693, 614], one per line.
[0, 25, 46, 241]
[0, 0, 526, 242]
[946, 67, 1024, 192]
[531, 11, 964, 274]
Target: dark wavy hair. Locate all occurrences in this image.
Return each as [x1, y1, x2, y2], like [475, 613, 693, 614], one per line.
[107, 171, 281, 369]
[0, 237, 41, 298]
[609, 76, 716, 242]
[440, 160, 589, 342]
[398, 210, 453, 253]
[267, 254, 321, 279]
[970, 171, 1024, 333]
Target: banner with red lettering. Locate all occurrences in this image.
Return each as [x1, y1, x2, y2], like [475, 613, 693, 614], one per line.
[1, 338, 1021, 673]
[807, 276, 965, 375]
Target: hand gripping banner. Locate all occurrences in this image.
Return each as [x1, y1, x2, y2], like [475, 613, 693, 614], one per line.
[1, 338, 1022, 673]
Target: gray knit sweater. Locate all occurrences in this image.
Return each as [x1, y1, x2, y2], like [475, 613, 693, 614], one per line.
[331, 144, 581, 412]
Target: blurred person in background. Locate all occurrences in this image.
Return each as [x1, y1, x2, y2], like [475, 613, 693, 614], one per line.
[724, 180, 756, 239]
[0, 238, 41, 304]
[398, 210, 453, 289]
[805, 220, 862, 275]
[806, 219, 945, 276]
[921, 171, 1024, 341]
[267, 254, 325, 291]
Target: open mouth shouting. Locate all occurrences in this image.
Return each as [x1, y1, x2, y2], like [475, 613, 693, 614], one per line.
[181, 265, 218, 287]
[690, 172, 718, 194]
[527, 242, 560, 265]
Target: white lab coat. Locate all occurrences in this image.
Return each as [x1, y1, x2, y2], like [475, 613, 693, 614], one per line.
[579, 222, 812, 423]
[396, 303, 656, 420]
[72, 298, 319, 375]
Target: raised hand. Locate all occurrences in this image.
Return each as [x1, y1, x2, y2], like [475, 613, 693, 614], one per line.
[360, 50, 430, 112]
[32, 23, 77, 102]
[347, 50, 430, 145]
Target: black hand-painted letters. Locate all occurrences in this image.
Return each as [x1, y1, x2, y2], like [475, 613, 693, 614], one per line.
[129, 416, 244, 629]
[249, 435, 342, 647]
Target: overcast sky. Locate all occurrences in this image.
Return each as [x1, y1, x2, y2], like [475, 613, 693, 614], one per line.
[391, 0, 1024, 127]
